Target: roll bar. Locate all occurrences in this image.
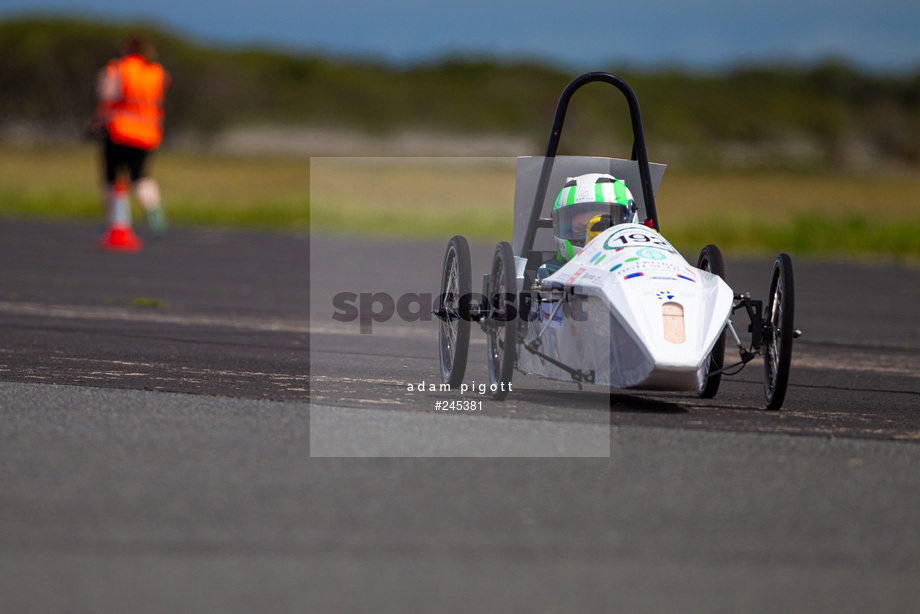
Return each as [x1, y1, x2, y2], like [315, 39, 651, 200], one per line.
[520, 72, 659, 261]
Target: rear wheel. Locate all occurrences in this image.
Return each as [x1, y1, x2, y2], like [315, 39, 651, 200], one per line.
[697, 244, 727, 399]
[485, 241, 517, 400]
[764, 253, 795, 410]
[438, 236, 472, 388]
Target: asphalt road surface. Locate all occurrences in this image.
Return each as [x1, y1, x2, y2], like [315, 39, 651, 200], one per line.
[2, 219, 919, 612]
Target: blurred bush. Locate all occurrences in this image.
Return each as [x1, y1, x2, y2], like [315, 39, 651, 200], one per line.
[1, 16, 918, 169]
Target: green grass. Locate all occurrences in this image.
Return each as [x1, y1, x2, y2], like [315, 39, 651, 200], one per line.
[663, 212, 920, 261]
[0, 143, 311, 229]
[310, 157, 920, 260]
[654, 170, 920, 259]
[2, 144, 919, 260]
[309, 157, 515, 239]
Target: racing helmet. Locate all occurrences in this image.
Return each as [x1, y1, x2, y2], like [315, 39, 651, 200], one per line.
[552, 173, 637, 260]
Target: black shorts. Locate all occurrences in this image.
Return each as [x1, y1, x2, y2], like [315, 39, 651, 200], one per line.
[103, 138, 151, 184]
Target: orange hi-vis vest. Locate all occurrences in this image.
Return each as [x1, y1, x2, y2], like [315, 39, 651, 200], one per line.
[101, 54, 169, 150]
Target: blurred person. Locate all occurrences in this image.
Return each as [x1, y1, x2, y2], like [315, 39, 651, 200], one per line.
[88, 35, 170, 235]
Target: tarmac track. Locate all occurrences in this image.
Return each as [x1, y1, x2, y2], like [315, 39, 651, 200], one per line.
[2, 219, 920, 612]
[1, 220, 918, 438]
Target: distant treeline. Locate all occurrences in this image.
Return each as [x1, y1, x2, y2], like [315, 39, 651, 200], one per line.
[2, 16, 919, 168]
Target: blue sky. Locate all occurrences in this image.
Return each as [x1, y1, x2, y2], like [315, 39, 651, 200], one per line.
[2, 0, 919, 72]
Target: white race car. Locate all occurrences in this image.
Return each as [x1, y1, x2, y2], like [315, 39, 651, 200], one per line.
[435, 72, 800, 410]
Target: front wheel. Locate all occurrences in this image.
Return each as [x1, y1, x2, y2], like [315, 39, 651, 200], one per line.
[438, 235, 472, 388]
[764, 253, 795, 410]
[697, 244, 727, 399]
[485, 241, 517, 400]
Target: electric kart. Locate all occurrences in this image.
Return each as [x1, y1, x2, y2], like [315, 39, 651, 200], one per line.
[435, 72, 801, 410]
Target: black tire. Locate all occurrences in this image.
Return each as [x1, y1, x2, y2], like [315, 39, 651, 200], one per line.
[764, 253, 795, 410]
[485, 241, 517, 400]
[697, 244, 727, 399]
[438, 236, 472, 388]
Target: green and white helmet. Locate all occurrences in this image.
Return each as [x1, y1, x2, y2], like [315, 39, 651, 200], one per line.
[552, 173, 637, 260]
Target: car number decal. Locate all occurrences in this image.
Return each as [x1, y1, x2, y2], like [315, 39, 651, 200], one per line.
[603, 228, 677, 254]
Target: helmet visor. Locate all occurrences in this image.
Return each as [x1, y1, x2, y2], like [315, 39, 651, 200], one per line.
[553, 202, 634, 246]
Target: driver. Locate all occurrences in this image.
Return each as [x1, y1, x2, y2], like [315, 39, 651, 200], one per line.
[537, 173, 637, 279]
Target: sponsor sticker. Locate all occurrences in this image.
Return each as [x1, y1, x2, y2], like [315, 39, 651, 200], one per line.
[637, 247, 667, 261]
[564, 267, 587, 286]
[580, 271, 605, 284]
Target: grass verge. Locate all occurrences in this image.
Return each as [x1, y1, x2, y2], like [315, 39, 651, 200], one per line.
[2, 144, 919, 260]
